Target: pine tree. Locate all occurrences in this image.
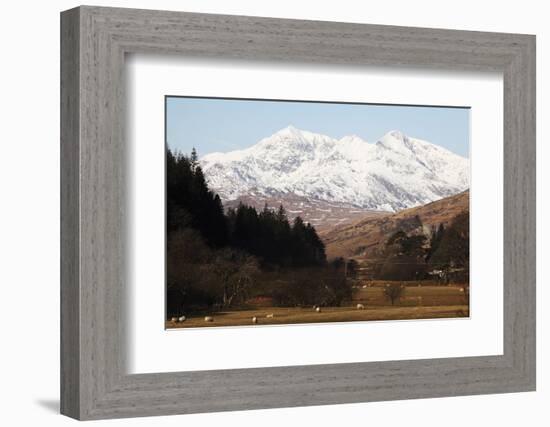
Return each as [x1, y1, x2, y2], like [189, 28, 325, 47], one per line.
[166, 147, 227, 247]
[190, 147, 198, 172]
[276, 204, 287, 222]
[430, 212, 469, 271]
[426, 223, 445, 262]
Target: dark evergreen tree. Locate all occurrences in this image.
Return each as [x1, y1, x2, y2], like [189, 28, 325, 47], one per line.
[276, 204, 287, 222]
[378, 228, 428, 281]
[190, 147, 198, 171]
[429, 212, 469, 278]
[166, 148, 227, 247]
[426, 223, 445, 262]
[290, 217, 326, 267]
[231, 202, 261, 253]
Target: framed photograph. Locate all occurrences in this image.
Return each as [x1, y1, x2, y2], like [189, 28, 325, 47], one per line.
[61, 6, 536, 420]
[164, 97, 471, 329]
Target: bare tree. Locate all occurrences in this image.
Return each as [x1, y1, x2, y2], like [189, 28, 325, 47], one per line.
[383, 283, 404, 305]
[213, 249, 260, 308]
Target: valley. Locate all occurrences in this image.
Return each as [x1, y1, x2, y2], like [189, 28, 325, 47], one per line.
[166, 123, 470, 328]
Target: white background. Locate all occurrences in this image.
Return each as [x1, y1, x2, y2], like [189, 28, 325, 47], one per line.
[0, 1, 547, 426]
[128, 57, 503, 373]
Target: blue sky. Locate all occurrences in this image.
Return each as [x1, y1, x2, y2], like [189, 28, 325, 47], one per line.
[166, 97, 470, 158]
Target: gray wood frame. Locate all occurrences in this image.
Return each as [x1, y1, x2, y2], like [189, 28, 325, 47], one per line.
[60, 5, 536, 420]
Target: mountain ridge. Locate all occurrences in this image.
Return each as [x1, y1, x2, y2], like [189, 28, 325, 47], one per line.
[199, 127, 469, 213]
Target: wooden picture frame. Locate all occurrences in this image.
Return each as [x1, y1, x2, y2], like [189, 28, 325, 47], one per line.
[60, 5, 536, 420]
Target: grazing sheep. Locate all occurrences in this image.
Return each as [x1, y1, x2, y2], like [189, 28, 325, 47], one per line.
[356, 304, 365, 310]
[266, 313, 274, 318]
[362, 285, 368, 289]
[178, 315, 186, 322]
[312, 305, 318, 310]
[170, 317, 178, 322]
[252, 316, 258, 324]
[316, 306, 322, 313]
[204, 316, 213, 322]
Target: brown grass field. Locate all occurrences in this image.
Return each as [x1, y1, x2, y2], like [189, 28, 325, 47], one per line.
[166, 283, 469, 329]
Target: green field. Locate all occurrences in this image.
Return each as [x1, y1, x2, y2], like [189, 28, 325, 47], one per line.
[167, 284, 469, 328]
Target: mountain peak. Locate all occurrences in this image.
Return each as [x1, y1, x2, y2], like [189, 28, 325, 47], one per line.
[378, 130, 408, 143]
[376, 130, 413, 152]
[274, 125, 302, 137]
[339, 134, 365, 144]
[388, 129, 406, 139]
[265, 126, 337, 152]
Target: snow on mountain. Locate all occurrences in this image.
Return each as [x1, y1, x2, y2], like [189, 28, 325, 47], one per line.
[199, 126, 469, 212]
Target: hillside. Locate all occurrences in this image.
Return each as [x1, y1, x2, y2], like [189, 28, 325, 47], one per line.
[320, 190, 469, 260]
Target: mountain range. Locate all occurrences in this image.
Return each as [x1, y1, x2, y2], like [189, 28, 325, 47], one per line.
[199, 126, 469, 226]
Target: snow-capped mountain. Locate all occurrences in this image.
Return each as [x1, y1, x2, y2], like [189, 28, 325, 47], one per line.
[199, 126, 469, 212]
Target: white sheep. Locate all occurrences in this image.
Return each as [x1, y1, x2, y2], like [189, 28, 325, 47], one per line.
[178, 315, 186, 322]
[316, 306, 322, 313]
[252, 316, 258, 324]
[204, 316, 213, 322]
[356, 303, 365, 310]
[266, 313, 274, 318]
[170, 317, 178, 322]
